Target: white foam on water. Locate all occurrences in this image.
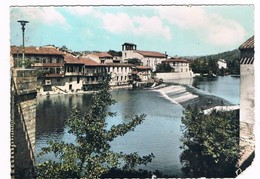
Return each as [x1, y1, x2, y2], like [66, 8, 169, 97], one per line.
[154, 84, 198, 105]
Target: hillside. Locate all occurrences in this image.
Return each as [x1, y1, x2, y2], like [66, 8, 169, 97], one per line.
[204, 49, 240, 62]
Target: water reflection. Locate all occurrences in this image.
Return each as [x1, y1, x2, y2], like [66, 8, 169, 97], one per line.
[35, 76, 239, 177]
[36, 90, 185, 177]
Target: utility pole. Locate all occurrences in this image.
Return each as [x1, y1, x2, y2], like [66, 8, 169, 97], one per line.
[17, 20, 29, 68]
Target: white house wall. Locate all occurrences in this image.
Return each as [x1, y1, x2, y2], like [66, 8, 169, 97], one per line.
[156, 71, 194, 80]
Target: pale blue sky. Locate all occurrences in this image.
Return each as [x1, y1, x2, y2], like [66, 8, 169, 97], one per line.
[10, 5, 254, 56]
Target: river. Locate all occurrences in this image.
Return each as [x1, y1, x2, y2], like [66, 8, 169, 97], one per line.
[35, 75, 239, 177]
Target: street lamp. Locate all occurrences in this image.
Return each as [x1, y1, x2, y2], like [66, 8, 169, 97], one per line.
[17, 20, 29, 68]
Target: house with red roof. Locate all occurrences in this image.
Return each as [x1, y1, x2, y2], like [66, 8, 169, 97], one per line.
[63, 53, 107, 91]
[121, 43, 167, 71]
[131, 66, 152, 82]
[10, 45, 66, 92]
[86, 52, 121, 64]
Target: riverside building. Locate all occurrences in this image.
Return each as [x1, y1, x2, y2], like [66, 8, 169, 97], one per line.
[121, 42, 167, 71]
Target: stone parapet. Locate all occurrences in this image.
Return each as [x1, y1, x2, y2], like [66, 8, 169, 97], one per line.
[12, 69, 37, 95]
[11, 68, 38, 178]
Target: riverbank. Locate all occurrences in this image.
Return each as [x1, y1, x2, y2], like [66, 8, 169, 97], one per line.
[37, 84, 132, 97]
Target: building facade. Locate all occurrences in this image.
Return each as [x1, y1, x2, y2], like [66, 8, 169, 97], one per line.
[156, 57, 194, 80]
[105, 63, 132, 86]
[11, 45, 154, 94]
[122, 42, 167, 71]
[131, 66, 152, 82]
[217, 59, 227, 69]
[87, 52, 118, 64]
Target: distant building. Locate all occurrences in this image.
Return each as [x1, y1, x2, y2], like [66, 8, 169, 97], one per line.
[105, 63, 132, 86]
[63, 53, 106, 92]
[122, 42, 167, 71]
[163, 57, 191, 73]
[131, 66, 152, 82]
[238, 35, 255, 172]
[156, 57, 194, 80]
[10, 46, 65, 91]
[86, 52, 121, 64]
[217, 59, 227, 69]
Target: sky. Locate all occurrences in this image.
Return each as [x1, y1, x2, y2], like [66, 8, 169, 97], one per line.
[10, 5, 254, 57]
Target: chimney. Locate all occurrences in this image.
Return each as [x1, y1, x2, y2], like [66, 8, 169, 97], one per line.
[165, 51, 168, 59]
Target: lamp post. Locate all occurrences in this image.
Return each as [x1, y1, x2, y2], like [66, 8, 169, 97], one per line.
[17, 20, 29, 68]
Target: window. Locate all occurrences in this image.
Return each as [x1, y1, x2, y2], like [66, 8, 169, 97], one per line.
[77, 76, 80, 84]
[49, 58, 52, 63]
[147, 60, 150, 66]
[50, 68, 55, 74]
[57, 58, 60, 63]
[56, 68, 61, 74]
[69, 77, 73, 82]
[35, 58, 40, 63]
[42, 58, 46, 63]
[57, 79, 60, 82]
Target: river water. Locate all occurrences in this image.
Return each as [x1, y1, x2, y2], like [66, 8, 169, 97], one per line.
[35, 76, 239, 177]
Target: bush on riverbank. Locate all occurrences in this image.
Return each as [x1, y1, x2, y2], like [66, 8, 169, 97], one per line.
[180, 107, 240, 177]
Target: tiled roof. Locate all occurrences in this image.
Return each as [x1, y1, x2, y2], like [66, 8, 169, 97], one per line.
[163, 58, 188, 63]
[135, 50, 166, 58]
[103, 63, 133, 67]
[122, 42, 136, 46]
[92, 52, 113, 58]
[11, 46, 65, 55]
[135, 66, 152, 70]
[64, 54, 99, 66]
[239, 36, 254, 49]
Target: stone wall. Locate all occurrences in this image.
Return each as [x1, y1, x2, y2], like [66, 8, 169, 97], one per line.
[11, 69, 37, 179]
[156, 72, 193, 80]
[240, 64, 255, 125]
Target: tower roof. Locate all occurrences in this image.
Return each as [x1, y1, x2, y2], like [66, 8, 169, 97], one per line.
[239, 36, 254, 49]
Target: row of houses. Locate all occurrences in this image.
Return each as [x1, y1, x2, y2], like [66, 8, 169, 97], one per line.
[10, 43, 194, 94]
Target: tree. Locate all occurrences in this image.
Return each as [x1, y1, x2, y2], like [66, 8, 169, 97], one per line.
[37, 76, 154, 178]
[108, 50, 122, 57]
[190, 57, 208, 74]
[155, 63, 173, 72]
[127, 58, 142, 66]
[180, 106, 240, 178]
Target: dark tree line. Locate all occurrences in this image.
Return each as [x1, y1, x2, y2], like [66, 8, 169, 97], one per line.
[190, 49, 240, 75]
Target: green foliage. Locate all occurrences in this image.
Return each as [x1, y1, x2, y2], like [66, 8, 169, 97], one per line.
[37, 76, 154, 178]
[108, 50, 122, 57]
[35, 69, 49, 77]
[155, 63, 173, 72]
[127, 58, 142, 65]
[180, 106, 240, 177]
[190, 57, 209, 74]
[190, 49, 240, 75]
[15, 58, 33, 68]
